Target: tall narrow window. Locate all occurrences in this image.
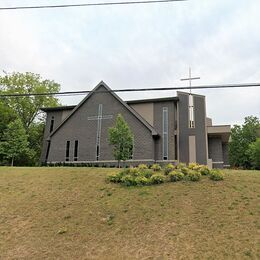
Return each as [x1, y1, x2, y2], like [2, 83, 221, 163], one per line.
[45, 141, 51, 162]
[66, 141, 70, 161]
[129, 138, 134, 160]
[74, 140, 78, 161]
[50, 116, 54, 133]
[188, 94, 195, 128]
[163, 107, 168, 160]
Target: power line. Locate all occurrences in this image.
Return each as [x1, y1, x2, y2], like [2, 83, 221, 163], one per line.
[0, 83, 259, 98]
[0, 0, 187, 11]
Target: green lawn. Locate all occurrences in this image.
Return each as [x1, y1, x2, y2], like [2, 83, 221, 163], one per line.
[0, 167, 259, 259]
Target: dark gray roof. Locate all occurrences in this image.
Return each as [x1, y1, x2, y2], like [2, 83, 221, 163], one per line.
[126, 97, 178, 104]
[41, 105, 76, 112]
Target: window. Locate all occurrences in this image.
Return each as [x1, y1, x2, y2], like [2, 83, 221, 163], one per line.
[66, 141, 70, 161]
[129, 138, 134, 160]
[162, 107, 168, 160]
[45, 141, 51, 162]
[74, 140, 78, 161]
[50, 116, 54, 133]
[188, 94, 195, 128]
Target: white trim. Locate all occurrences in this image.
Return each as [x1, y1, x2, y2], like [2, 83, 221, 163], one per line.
[212, 161, 224, 164]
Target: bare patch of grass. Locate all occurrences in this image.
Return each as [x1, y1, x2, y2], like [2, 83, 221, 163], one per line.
[0, 167, 259, 259]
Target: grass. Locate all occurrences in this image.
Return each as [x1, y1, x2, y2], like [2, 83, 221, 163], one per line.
[0, 167, 259, 259]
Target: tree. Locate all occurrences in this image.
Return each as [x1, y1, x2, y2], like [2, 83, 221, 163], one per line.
[0, 72, 60, 129]
[246, 138, 260, 170]
[108, 114, 134, 167]
[0, 119, 29, 166]
[229, 116, 260, 168]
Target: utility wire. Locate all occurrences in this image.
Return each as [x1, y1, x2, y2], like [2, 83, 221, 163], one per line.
[0, 83, 259, 98]
[0, 0, 187, 10]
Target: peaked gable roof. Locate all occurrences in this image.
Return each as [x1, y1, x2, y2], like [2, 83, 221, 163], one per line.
[50, 81, 158, 137]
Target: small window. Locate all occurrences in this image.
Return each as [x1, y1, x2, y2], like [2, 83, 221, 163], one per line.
[50, 116, 54, 133]
[66, 141, 70, 161]
[45, 141, 51, 162]
[74, 140, 78, 161]
[96, 145, 100, 161]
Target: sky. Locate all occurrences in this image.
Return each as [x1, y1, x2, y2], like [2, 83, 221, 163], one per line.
[0, 0, 259, 125]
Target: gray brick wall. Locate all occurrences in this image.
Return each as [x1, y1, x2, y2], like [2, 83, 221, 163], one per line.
[46, 86, 155, 162]
[208, 137, 223, 168]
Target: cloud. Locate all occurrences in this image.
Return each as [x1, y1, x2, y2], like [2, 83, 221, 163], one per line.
[0, 0, 259, 125]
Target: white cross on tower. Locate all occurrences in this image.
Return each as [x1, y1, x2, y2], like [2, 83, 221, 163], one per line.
[87, 104, 113, 161]
[180, 68, 201, 128]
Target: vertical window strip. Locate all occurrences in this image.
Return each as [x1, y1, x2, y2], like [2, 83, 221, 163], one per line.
[188, 94, 195, 128]
[162, 107, 168, 160]
[50, 117, 54, 133]
[96, 104, 102, 161]
[66, 141, 70, 161]
[74, 140, 78, 161]
[45, 141, 51, 162]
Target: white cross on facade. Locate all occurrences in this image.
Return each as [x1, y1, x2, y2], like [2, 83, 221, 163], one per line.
[87, 104, 113, 160]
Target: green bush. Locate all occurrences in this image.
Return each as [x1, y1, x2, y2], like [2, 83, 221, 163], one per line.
[138, 164, 148, 170]
[188, 162, 199, 170]
[128, 167, 139, 176]
[209, 169, 224, 181]
[181, 167, 189, 175]
[151, 164, 162, 172]
[187, 170, 201, 181]
[140, 169, 153, 178]
[107, 172, 122, 183]
[150, 173, 165, 184]
[199, 165, 210, 175]
[176, 162, 186, 169]
[169, 171, 184, 182]
[164, 163, 175, 175]
[121, 175, 136, 186]
[135, 176, 151, 186]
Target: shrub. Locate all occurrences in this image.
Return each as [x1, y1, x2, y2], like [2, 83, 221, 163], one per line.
[199, 165, 210, 175]
[107, 172, 122, 183]
[209, 169, 224, 181]
[151, 164, 162, 172]
[169, 171, 184, 182]
[135, 176, 151, 186]
[164, 163, 175, 175]
[188, 162, 199, 170]
[138, 164, 148, 170]
[181, 167, 189, 175]
[177, 162, 186, 169]
[187, 170, 201, 181]
[150, 173, 165, 184]
[140, 169, 153, 178]
[121, 175, 136, 186]
[128, 167, 139, 176]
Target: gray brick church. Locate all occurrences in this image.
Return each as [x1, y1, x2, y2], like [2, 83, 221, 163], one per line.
[41, 82, 231, 168]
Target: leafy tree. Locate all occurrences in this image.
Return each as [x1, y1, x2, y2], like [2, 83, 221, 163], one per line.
[0, 119, 29, 166]
[229, 116, 260, 168]
[109, 114, 134, 167]
[246, 138, 260, 170]
[0, 71, 61, 165]
[0, 72, 60, 129]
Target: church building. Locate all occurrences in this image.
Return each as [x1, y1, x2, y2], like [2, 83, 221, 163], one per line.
[40, 82, 231, 168]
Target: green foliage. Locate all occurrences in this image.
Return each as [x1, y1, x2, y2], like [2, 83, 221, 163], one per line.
[188, 162, 199, 170]
[187, 170, 201, 182]
[135, 176, 150, 186]
[169, 171, 184, 182]
[151, 163, 161, 172]
[138, 164, 148, 170]
[121, 175, 136, 186]
[108, 114, 134, 166]
[0, 72, 60, 129]
[0, 119, 29, 166]
[164, 163, 175, 175]
[199, 165, 210, 175]
[229, 116, 260, 169]
[176, 162, 186, 169]
[150, 174, 166, 184]
[209, 169, 224, 181]
[181, 167, 189, 175]
[246, 138, 260, 170]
